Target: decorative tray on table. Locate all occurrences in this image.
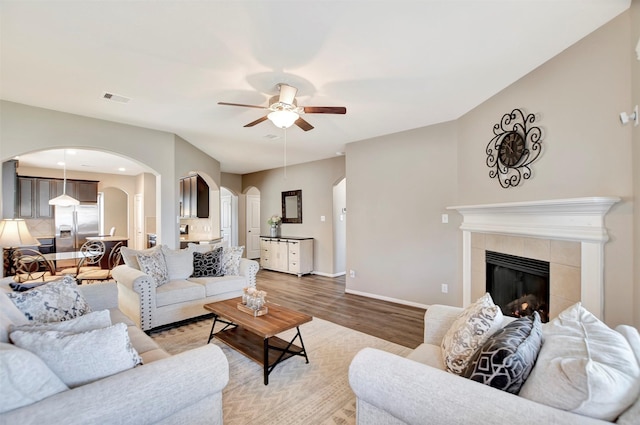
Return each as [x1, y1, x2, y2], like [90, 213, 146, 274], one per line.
[237, 302, 268, 317]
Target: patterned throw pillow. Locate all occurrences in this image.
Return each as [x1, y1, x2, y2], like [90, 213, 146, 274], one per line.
[441, 293, 503, 375]
[462, 312, 542, 394]
[7, 276, 91, 323]
[192, 247, 223, 278]
[137, 250, 170, 287]
[10, 322, 143, 388]
[221, 246, 244, 276]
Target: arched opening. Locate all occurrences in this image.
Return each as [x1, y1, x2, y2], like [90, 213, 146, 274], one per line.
[101, 187, 128, 237]
[1, 148, 158, 253]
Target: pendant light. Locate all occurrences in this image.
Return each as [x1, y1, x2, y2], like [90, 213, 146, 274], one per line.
[49, 149, 80, 206]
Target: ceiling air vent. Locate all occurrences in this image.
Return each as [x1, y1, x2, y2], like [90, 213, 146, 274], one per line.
[101, 92, 130, 104]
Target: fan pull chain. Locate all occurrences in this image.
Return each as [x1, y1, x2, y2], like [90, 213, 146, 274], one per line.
[283, 127, 287, 180]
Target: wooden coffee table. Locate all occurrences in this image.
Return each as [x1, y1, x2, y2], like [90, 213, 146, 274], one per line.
[204, 297, 312, 385]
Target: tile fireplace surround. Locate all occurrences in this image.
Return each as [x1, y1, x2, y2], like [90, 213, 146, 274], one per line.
[448, 197, 620, 320]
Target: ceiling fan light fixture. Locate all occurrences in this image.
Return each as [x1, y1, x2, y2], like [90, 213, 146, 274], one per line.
[268, 110, 299, 129]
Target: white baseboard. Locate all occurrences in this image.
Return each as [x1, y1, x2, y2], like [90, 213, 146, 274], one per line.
[345, 288, 430, 310]
[311, 271, 346, 278]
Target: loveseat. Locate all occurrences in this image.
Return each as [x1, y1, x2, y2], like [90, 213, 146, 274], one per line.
[112, 244, 259, 331]
[349, 302, 640, 425]
[0, 277, 229, 424]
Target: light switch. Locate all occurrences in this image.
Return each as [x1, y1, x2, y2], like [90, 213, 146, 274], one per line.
[320, 216, 326, 222]
[441, 214, 449, 224]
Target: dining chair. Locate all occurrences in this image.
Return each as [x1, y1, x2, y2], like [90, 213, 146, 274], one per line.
[11, 248, 59, 283]
[59, 240, 106, 277]
[76, 241, 123, 284]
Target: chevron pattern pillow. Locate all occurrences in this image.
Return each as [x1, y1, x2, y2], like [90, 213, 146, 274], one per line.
[462, 311, 542, 394]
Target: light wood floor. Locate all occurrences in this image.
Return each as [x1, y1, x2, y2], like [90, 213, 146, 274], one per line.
[255, 269, 425, 349]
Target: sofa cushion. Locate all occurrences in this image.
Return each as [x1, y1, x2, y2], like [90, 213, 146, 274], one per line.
[187, 242, 215, 254]
[10, 322, 143, 388]
[406, 343, 445, 370]
[462, 311, 542, 394]
[441, 293, 503, 375]
[192, 247, 223, 278]
[221, 246, 244, 276]
[0, 342, 68, 413]
[155, 279, 206, 307]
[120, 245, 160, 270]
[0, 291, 29, 343]
[137, 250, 170, 287]
[519, 303, 640, 421]
[188, 275, 246, 297]
[161, 245, 194, 280]
[6, 276, 91, 323]
[9, 309, 112, 334]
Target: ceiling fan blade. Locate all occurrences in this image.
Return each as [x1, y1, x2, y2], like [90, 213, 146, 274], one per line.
[302, 106, 347, 114]
[295, 117, 314, 132]
[278, 84, 298, 105]
[218, 102, 267, 110]
[244, 116, 269, 127]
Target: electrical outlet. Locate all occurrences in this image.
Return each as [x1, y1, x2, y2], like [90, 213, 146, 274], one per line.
[349, 270, 356, 278]
[441, 214, 449, 224]
[441, 284, 448, 293]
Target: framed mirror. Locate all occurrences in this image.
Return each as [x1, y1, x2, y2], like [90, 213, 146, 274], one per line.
[281, 190, 302, 223]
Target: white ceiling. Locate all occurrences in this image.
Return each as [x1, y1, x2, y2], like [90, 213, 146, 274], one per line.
[0, 0, 630, 175]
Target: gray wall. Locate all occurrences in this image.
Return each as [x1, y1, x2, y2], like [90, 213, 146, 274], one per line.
[345, 9, 638, 327]
[243, 156, 346, 276]
[346, 122, 460, 307]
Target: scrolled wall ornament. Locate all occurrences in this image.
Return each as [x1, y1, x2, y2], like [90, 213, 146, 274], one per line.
[486, 108, 542, 188]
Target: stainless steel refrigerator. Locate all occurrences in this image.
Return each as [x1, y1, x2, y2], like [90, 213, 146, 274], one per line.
[54, 205, 100, 252]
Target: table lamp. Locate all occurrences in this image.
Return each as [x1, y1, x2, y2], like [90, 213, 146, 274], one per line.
[0, 219, 40, 277]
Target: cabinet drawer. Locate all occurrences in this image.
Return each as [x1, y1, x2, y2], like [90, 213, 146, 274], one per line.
[288, 261, 300, 272]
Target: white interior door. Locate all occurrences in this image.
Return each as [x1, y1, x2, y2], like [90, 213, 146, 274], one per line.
[134, 194, 144, 249]
[221, 193, 231, 247]
[246, 194, 261, 259]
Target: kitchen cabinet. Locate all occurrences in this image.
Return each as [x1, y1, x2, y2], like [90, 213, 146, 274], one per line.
[17, 177, 56, 219]
[179, 174, 209, 218]
[17, 176, 99, 218]
[260, 237, 313, 277]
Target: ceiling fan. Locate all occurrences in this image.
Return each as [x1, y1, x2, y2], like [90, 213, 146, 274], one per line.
[218, 83, 346, 131]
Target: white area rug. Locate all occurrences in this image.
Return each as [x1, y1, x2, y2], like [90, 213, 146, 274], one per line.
[151, 316, 412, 425]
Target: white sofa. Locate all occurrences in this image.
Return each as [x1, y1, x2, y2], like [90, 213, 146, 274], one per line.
[349, 304, 640, 425]
[0, 279, 229, 424]
[112, 245, 259, 331]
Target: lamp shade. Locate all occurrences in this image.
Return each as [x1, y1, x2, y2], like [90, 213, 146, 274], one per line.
[49, 193, 80, 206]
[0, 219, 40, 248]
[268, 110, 299, 129]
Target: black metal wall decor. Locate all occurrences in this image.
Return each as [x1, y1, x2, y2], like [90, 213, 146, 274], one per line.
[486, 108, 542, 188]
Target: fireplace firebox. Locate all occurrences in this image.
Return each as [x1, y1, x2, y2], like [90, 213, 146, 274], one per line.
[485, 251, 550, 322]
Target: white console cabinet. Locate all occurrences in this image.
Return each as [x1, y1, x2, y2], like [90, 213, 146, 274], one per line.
[260, 237, 313, 277]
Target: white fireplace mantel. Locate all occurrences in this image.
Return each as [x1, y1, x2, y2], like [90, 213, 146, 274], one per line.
[448, 197, 620, 319]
